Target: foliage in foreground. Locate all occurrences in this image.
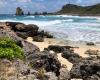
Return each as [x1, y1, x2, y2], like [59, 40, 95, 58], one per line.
[0, 37, 24, 60]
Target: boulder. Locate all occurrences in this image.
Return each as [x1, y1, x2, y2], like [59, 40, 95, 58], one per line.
[47, 45, 77, 53]
[70, 59, 100, 79]
[6, 22, 39, 38]
[28, 50, 61, 76]
[44, 72, 58, 80]
[0, 59, 38, 80]
[16, 32, 28, 39]
[44, 31, 54, 38]
[37, 30, 45, 37]
[48, 45, 65, 53]
[6, 22, 22, 26]
[15, 24, 39, 37]
[21, 40, 40, 56]
[15, 23, 26, 31]
[62, 50, 82, 63]
[6, 22, 23, 30]
[33, 36, 44, 42]
[15, 24, 39, 32]
[86, 42, 95, 46]
[0, 29, 22, 45]
[59, 68, 70, 80]
[85, 49, 100, 56]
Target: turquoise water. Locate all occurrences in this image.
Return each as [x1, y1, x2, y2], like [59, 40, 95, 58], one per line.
[0, 15, 100, 42]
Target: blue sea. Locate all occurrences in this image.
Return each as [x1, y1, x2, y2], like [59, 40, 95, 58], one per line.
[0, 14, 100, 42]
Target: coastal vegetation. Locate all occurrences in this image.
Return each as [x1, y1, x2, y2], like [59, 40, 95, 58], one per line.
[15, 4, 100, 15]
[58, 4, 100, 15]
[0, 37, 24, 60]
[0, 22, 99, 80]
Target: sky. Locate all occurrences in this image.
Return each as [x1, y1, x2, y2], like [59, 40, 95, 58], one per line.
[0, 0, 100, 14]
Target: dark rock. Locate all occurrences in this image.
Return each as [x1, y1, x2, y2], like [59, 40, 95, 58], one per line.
[6, 22, 22, 26]
[62, 50, 72, 59]
[28, 51, 61, 76]
[21, 40, 40, 56]
[48, 45, 65, 53]
[83, 75, 100, 80]
[62, 50, 82, 63]
[15, 7, 24, 15]
[37, 30, 54, 38]
[37, 30, 45, 37]
[86, 42, 95, 46]
[33, 36, 44, 42]
[15, 24, 39, 37]
[63, 46, 79, 50]
[6, 22, 39, 38]
[70, 59, 100, 79]
[47, 45, 78, 53]
[44, 32, 54, 38]
[16, 31, 28, 39]
[15, 24, 26, 32]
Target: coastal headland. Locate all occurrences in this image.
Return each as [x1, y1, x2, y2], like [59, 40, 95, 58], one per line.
[0, 22, 100, 80]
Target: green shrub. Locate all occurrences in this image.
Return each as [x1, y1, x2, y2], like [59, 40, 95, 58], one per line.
[0, 37, 24, 60]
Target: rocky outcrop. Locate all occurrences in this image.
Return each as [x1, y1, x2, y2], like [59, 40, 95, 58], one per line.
[85, 49, 100, 56]
[62, 50, 82, 63]
[86, 42, 95, 46]
[27, 50, 61, 76]
[70, 59, 100, 80]
[44, 31, 54, 38]
[0, 59, 38, 80]
[47, 45, 78, 53]
[0, 22, 100, 80]
[5, 22, 53, 40]
[44, 72, 58, 80]
[59, 67, 70, 80]
[33, 35, 44, 42]
[6, 22, 39, 39]
[48, 45, 65, 53]
[21, 40, 40, 56]
[15, 7, 24, 15]
[0, 29, 22, 45]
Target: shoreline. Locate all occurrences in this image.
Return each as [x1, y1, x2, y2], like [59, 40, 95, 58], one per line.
[0, 21, 100, 79]
[26, 37, 100, 71]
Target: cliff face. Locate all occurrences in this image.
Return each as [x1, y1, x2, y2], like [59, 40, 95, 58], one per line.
[58, 4, 100, 15]
[15, 7, 24, 15]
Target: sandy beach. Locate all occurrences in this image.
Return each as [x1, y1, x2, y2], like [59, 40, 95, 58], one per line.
[26, 37, 100, 71]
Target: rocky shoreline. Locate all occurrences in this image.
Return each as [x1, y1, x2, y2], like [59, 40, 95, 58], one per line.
[0, 22, 100, 80]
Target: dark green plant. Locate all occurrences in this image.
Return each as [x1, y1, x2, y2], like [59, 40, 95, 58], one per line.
[0, 37, 24, 60]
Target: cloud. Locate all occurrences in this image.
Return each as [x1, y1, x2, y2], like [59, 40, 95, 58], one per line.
[0, 0, 100, 14]
[17, 0, 32, 3]
[76, 0, 82, 3]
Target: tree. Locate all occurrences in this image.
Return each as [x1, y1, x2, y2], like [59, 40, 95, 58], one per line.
[15, 7, 24, 15]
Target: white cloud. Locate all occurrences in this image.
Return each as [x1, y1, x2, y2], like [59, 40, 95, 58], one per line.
[76, 0, 82, 3]
[17, 0, 32, 3]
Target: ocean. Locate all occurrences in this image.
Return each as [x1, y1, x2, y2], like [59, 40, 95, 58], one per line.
[0, 14, 100, 42]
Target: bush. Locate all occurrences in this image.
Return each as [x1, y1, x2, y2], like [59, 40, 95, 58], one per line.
[0, 37, 24, 60]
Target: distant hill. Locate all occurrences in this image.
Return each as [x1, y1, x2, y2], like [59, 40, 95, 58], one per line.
[57, 4, 100, 15]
